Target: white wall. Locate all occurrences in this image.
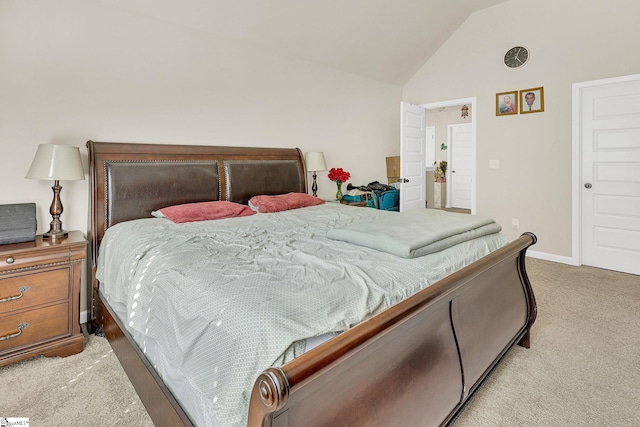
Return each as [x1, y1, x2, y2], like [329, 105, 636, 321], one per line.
[0, 0, 402, 234]
[403, 0, 640, 258]
[0, 0, 401, 313]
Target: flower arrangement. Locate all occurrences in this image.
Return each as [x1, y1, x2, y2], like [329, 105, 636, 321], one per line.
[327, 167, 351, 201]
[328, 167, 351, 184]
[435, 160, 448, 182]
[439, 160, 447, 175]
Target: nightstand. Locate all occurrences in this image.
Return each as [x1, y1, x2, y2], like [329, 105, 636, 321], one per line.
[0, 231, 86, 367]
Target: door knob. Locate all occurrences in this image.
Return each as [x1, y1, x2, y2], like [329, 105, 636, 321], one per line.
[584, 183, 592, 189]
[397, 178, 410, 183]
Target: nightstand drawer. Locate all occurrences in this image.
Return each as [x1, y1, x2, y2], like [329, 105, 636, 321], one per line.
[0, 246, 70, 273]
[0, 303, 69, 352]
[0, 268, 69, 313]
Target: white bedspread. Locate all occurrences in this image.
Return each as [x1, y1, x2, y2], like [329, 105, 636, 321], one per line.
[96, 204, 507, 427]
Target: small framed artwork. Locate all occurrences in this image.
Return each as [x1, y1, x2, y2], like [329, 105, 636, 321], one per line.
[520, 86, 544, 114]
[496, 91, 518, 116]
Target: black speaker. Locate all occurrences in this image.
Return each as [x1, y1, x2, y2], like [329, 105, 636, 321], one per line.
[0, 203, 37, 245]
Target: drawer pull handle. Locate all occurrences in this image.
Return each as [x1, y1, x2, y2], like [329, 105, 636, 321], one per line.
[0, 286, 31, 303]
[6, 256, 14, 264]
[0, 322, 29, 341]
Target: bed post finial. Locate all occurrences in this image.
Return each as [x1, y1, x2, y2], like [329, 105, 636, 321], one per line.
[248, 367, 290, 425]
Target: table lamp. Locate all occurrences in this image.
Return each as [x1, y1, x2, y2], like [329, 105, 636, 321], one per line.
[304, 152, 327, 197]
[25, 144, 85, 240]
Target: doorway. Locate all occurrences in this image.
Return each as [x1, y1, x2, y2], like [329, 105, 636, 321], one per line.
[572, 74, 640, 275]
[421, 98, 477, 213]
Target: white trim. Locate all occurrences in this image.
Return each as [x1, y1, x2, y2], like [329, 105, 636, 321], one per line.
[526, 250, 578, 266]
[418, 97, 477, 214]
[446, 125, 452, 208]
[571, 81, 582, 267]
[571, 73, 640, 268]
[80, 310, 88, 325]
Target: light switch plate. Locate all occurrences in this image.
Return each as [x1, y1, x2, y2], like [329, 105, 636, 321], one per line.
[489, 159, 500, 169]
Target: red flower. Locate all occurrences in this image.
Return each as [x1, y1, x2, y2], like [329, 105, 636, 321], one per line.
[328, 167, 351, 183]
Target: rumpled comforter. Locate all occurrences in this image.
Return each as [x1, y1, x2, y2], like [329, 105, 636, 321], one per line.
[96, 203, 507, 427]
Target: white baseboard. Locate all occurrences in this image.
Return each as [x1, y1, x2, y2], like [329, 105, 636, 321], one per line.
[526, 250, 578, 266]
[80, 310, 88, 325]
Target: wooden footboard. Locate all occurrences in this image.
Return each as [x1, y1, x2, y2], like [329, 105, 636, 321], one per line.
[248, 233, 537, 427]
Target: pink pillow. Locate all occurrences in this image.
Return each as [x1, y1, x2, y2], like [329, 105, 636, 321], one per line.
[249, 193, 325, 213]
[153, 201, 255, 223]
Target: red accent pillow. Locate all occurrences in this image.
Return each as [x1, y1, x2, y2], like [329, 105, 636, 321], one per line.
[249, 193, 325, 213]
[154, 201, 255, 223]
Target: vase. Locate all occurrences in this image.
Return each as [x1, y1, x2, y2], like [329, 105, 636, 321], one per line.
[335, 181, 343, 201]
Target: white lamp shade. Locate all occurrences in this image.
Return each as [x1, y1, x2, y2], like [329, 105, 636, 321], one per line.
[25, 144, 85, 181]
[305, 152, 327, 172]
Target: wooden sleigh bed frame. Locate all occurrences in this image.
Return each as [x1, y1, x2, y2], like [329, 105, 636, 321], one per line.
[87, 140, 537, 427]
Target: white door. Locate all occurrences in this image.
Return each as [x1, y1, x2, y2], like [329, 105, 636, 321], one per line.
[580, 75, 640, 275]
[400, 102, 425, 212]
[448, 123, 473, 209]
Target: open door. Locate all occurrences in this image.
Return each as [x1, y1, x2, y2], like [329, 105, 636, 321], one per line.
[400, 102, 426, 212]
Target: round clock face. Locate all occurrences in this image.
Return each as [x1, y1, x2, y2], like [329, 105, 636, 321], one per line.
[504, 46, 529, 69]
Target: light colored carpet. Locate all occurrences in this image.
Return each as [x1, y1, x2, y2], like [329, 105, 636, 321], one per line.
[0, 331, 153, 426]
[1, 258, 638, 426]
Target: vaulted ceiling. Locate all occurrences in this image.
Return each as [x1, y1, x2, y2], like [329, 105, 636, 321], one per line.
[100, 0, 507, 86]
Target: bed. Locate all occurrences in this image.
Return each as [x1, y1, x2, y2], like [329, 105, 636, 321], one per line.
[87, 141, 537, 427]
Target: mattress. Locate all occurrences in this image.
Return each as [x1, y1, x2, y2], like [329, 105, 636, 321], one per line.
[97, 203, 508, 426]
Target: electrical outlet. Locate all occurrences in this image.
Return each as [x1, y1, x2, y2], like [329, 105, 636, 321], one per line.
[489, 159, 500, 169]
[512, 218, 519, 229]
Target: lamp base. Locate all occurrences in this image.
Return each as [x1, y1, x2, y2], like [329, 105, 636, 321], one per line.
[44, 180, 68, 240]
[312, 172, 318, 197]
[43, 229, 69, 240]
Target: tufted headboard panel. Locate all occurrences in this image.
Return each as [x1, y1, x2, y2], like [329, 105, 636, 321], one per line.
[104, 160, 220, 230]
[223, 159, 303, 204]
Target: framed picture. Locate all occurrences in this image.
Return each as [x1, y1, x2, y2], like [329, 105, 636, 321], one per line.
[496, 91, 518, 116]
[520, 86, 544, 114]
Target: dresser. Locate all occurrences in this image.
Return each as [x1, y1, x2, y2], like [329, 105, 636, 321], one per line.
[0, 231, 86, 367]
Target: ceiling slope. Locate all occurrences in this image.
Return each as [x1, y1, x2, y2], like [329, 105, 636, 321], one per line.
[98, 0, 507, 86]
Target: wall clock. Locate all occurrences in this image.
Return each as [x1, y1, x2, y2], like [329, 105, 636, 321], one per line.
[504, 46, 529, 69]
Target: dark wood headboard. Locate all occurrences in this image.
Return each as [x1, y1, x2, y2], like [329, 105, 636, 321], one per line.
[87, 141, 306, 321]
